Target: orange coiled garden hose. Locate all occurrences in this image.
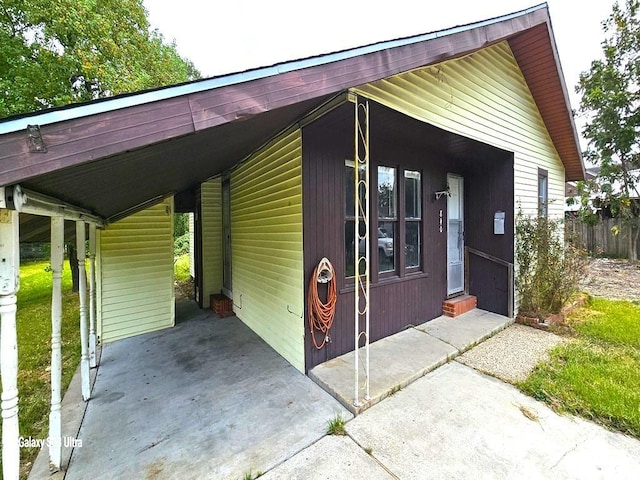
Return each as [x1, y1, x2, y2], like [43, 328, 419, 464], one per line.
[308, 258, 337, 349]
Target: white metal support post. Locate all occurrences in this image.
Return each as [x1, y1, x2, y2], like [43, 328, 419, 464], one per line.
[88, 223, 97, 368]
[49, 216, 64, 470]
[354, 97, 371, 407]
[0, 208, 21, 480]
[76, 221, 91, 400]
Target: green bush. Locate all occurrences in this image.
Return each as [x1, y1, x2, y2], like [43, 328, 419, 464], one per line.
[174, 232, 190, 256]
[174, 254, 191, 282]
[515, 213, 587, 317]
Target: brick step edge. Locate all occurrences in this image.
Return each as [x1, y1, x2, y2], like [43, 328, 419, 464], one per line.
[442, 295, 477, 318]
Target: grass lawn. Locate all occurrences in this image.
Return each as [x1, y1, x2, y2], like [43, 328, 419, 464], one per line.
[0, 260, 81, 478]
[520, 297, 640, 438]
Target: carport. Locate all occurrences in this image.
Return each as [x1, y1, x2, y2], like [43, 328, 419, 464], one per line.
[0, 44, 347, 478]
[28, 299, 350, 479]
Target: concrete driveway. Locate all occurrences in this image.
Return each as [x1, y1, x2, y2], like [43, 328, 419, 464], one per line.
[263, 362, 640, 479]
[56, 307, 350, 480]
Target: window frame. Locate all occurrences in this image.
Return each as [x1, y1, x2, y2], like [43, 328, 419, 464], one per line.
[538, 168, 548, 218]
[376, 165, 398, 278]
[403, 169, 422, 273]
[344, 160, 425, 282]
[344, 159, 361, 280]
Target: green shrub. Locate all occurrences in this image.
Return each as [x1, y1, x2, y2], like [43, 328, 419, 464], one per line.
[174, 254, 191, 282]
[515, 213, 587, 317]
[174, 232, 190, 256]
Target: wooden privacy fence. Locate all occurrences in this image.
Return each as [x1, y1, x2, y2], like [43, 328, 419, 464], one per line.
[565, 216, 630, 258]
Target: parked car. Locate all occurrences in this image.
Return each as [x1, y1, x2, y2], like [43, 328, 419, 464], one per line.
[359, 227, 393, 258]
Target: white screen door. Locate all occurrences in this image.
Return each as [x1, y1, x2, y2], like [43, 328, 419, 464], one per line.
[447, 174, 464, 295]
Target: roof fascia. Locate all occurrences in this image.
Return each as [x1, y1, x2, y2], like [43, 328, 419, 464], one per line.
[542, 15, 586, 180]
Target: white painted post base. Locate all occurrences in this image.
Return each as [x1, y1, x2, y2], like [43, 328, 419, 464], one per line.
[49, 216, 64, 470]
[1, 294, 20, 480]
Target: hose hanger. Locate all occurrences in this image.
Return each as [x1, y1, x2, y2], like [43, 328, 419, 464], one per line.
[316, 257, 334, 283]
[308, 257, 337, 349]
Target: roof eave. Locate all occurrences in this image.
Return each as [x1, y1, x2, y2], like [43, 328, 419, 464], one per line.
[0, 3, 585, 215]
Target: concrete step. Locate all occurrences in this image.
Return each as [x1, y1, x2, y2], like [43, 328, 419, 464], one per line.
[308, 309, 512, 415]
[443, 294, 477, 317]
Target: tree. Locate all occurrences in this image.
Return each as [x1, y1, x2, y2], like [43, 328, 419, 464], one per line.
[576, 0, 640, 262]
[0, 0, 200, 118]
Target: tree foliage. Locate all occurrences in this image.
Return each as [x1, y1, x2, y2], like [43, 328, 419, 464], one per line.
[0, 0, 200, 118]
[576, 0, 640, 261]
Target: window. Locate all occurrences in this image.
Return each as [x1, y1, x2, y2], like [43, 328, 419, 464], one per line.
[377, 166, 396, 273]
[344, 161, 423, 279]
[405, 170, 422, 269]
[345, 160, 365, 277]
[538, 168, 548, 218]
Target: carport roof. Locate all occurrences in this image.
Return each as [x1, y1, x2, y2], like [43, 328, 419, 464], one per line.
[0, 3, 584, 228]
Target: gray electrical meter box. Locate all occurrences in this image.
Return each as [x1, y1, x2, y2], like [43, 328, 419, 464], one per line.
[494, 211, 505, 235]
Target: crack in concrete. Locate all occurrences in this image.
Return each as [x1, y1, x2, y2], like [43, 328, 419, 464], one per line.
[550, 439, 587, 470]
[346, 430, 400, 480]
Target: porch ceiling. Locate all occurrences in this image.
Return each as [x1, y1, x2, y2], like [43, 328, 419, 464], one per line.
[20, 95, 330, 223]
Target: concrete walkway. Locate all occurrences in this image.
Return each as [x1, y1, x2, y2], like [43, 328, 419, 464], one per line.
[263, 362, 640, 479]
[310, 309, 512, 414]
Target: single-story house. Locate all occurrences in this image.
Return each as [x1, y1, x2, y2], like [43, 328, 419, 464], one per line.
[0, 4, 584, 477]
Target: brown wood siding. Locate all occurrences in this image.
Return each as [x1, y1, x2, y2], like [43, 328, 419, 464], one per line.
[303, 101, 515, 370]
[464, 150, 514, 316]
[303, 103, 448, 371]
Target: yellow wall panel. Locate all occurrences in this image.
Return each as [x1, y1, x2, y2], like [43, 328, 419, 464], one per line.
[354, 41, 566, 219]
[97, 198, 175, 343]
[201, 177, 223, 302]
[230, 129, 305, 372]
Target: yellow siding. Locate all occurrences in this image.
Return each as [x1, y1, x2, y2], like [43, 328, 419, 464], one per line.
[231, 129, 305, 372]
[188, 212, 195, 278]
[97, 198, 175, 343]
[354, 41, 565, 219]
[201, 177, 223, 301]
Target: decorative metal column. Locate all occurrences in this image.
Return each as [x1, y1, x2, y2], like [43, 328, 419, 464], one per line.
[88, 223, 97, 368]
[0, 208, 21, 480]
[76, 221, 91, 401]
[49, 216, 64, 470]
[354, 97, 371, 407]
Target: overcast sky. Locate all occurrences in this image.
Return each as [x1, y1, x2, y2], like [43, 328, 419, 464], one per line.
[143, 0, 617, 135]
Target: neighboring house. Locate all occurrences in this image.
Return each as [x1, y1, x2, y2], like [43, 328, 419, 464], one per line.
[0, 5, 584, 477]
[566, 166, 640, 216]
[566, 167, 596, 200]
